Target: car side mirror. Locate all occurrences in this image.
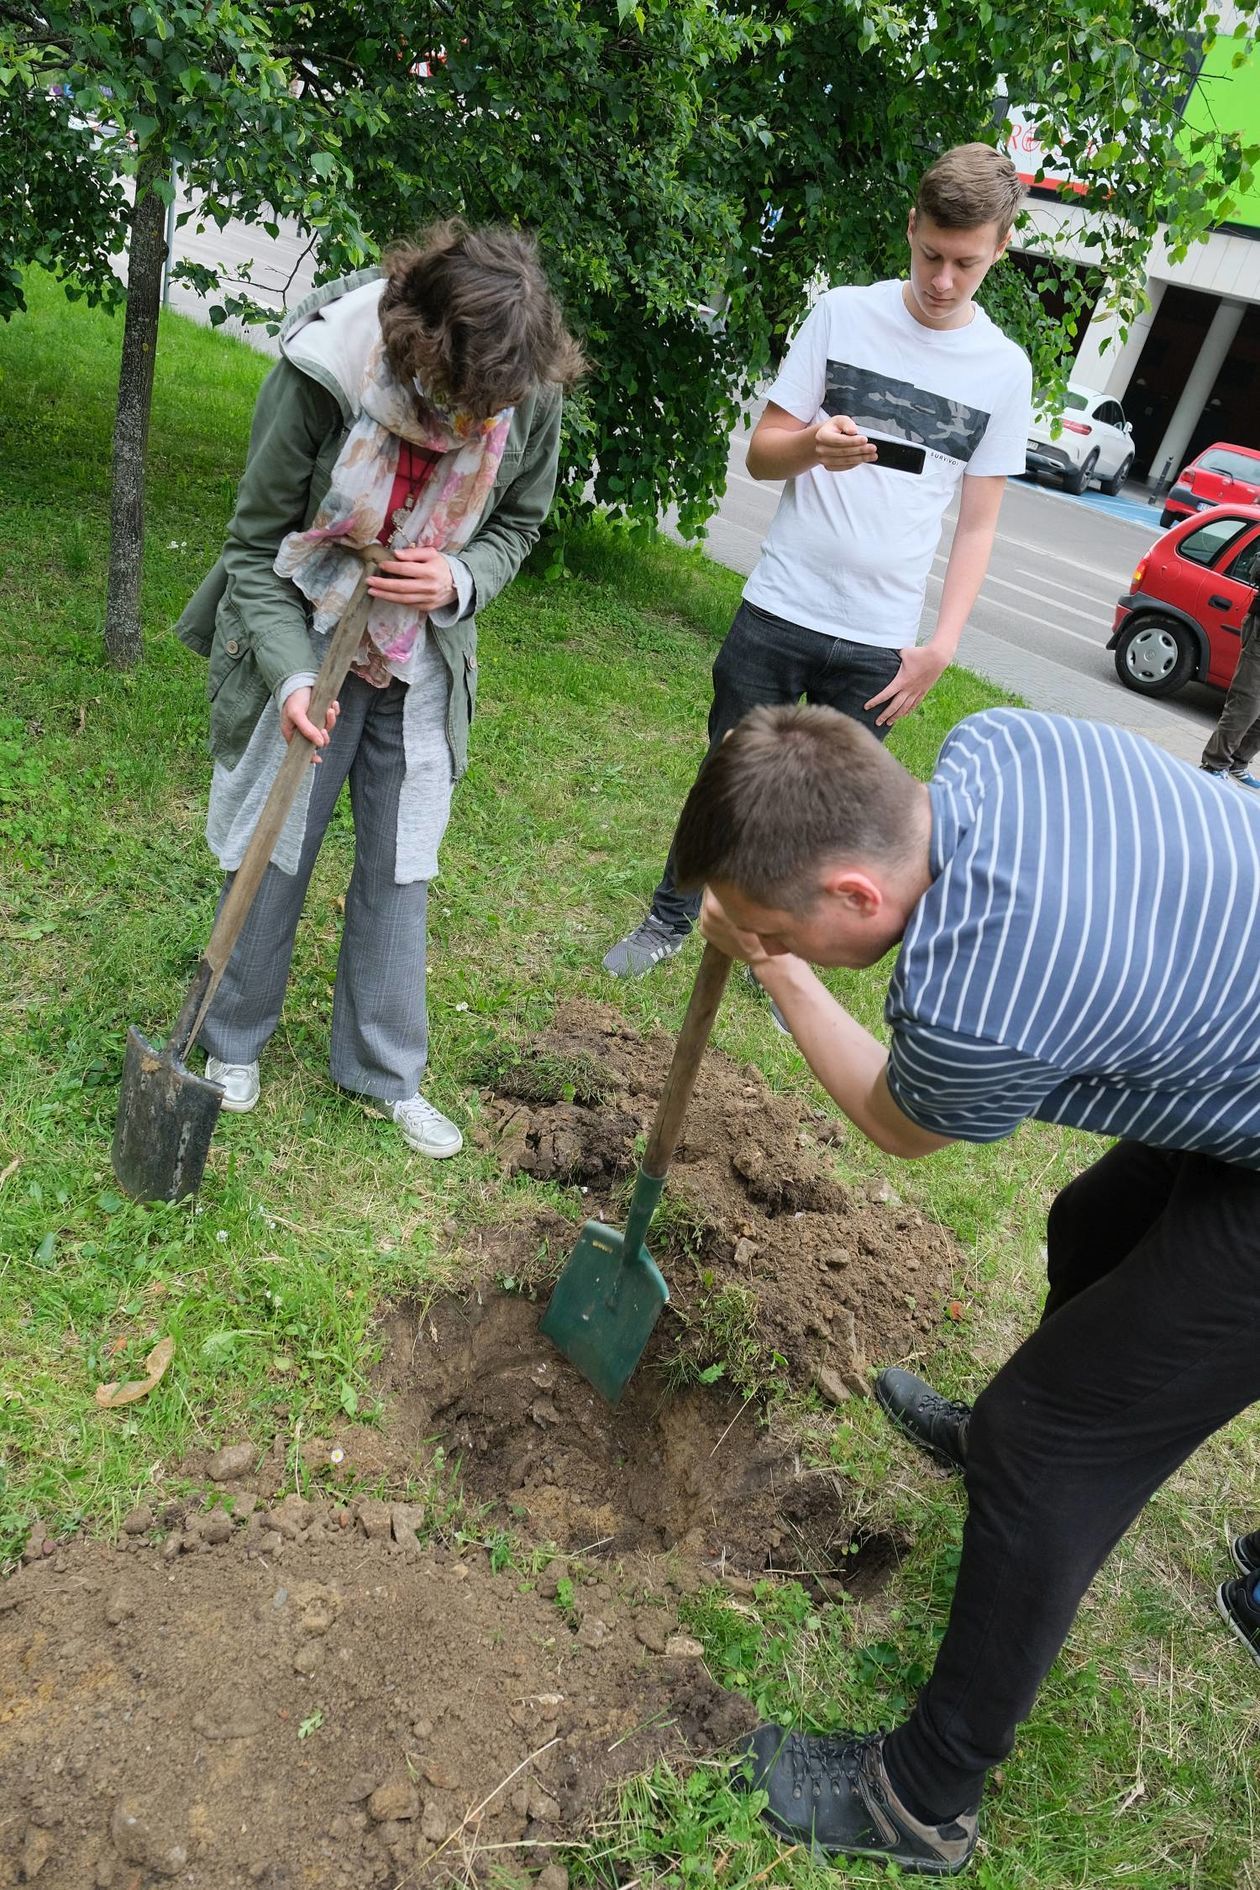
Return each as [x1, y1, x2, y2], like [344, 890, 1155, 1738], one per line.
[1123, 421, 1132, 434]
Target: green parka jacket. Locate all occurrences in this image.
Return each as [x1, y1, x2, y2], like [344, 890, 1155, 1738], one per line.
[175, 268, 563, 774]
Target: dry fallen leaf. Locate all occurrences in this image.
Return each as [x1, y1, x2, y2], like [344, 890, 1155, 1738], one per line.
[95, 1335, 174, 1409]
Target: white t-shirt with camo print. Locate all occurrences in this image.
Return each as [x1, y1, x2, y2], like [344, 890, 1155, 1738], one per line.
[743, 279, 1032, 649]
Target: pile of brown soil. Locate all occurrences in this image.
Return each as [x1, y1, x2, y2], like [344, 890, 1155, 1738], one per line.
[478, 1000, 961, 1395]
[1, 1491, 751, 1890]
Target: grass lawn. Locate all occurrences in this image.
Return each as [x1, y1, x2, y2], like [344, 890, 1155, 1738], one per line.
[0, 271, 1256, 1888]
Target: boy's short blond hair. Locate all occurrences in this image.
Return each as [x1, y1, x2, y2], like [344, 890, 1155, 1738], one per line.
[916, 143, 1025, 237]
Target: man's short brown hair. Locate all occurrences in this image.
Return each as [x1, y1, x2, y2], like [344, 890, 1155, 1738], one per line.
[379, 221, 586, 420]
[673, 705, 923, 912]
[916, 142, 1025, 237]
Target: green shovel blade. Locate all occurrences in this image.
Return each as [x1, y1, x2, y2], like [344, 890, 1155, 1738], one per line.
[540, 1217, 669, 1405]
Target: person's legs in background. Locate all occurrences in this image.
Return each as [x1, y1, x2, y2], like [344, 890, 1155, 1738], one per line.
[603, 601, 821, 974]
[1201, 611, 1260, 781]
[604, 616, 904, 992]
[744, 631, 903, 1028]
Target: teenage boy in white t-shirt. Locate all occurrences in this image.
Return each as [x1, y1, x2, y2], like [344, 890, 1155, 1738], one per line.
[604, 142, 1033, 980]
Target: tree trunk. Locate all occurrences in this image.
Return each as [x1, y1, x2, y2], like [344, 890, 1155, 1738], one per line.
[104, 149, 168, 669]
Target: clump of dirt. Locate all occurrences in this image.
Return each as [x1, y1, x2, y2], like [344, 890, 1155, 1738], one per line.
[478, 999, 961, 1396]
[1, 1489, 753, 1890]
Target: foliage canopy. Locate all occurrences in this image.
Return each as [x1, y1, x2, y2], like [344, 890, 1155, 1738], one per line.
[1, 0, 1257, 638]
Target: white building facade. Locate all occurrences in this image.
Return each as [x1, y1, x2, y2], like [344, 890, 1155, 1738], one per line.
[1009, 13, 1260, 485]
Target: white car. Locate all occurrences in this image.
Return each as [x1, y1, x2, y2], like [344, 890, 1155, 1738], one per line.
[1025, 383, 1136, 497]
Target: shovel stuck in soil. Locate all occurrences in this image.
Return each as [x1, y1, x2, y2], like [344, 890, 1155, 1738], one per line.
[112, 547, 385, 1204]
[541, 942, 733, 1402]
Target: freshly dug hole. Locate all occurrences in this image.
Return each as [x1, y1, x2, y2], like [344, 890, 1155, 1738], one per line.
[377, 1290, 896, 1585]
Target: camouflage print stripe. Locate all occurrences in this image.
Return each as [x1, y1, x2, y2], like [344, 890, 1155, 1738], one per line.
[823, 359, 991, 462]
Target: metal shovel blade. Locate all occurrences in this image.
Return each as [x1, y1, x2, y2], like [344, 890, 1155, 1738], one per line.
[539, 1218, 669, 1405]
[112, 1025, 225, 1203]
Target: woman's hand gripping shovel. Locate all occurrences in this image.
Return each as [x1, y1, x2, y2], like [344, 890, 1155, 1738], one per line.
[540, 942, 732, 1403]
[111, 546, 386, 1204]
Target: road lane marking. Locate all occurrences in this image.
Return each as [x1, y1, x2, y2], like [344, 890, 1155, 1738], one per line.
[1010, 565, 1119, 606]
[978, 569, 1106, 626]
[925, 575, 1109, 648]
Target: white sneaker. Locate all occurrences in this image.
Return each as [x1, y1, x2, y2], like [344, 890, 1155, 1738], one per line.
[205, 1057, 260, 1113]
[389, 1094, 463, 1158]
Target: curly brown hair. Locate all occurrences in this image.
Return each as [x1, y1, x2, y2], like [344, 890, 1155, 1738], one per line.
[378, 222, 585, 420]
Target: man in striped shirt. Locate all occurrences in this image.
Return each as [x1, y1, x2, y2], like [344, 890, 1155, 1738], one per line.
[673, 701, 1260, 1876]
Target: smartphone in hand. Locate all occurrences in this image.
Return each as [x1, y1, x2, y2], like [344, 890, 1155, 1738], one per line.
[870, 437, 926, 475]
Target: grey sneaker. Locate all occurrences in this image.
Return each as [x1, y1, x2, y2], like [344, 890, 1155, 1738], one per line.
[205, 1057, 260, 1114]
[738, 1725, 978, 1874]
[388, 1095, 463, 1158]
[875, 1367, 971, 1472]
[602, 913, 689, 978]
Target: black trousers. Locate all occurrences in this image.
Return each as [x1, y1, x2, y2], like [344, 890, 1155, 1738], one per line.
[883, 1141, 1260, 1817]
[650, 600, 901, 932]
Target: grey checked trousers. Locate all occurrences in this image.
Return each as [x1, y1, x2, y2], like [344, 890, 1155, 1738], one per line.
[200, 674, 429, 1101]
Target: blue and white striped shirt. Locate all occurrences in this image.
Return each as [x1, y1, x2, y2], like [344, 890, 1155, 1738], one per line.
[885, 710, 1260, 1167]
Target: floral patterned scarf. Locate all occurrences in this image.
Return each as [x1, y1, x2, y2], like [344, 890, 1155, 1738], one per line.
[274, 342, 512, 676]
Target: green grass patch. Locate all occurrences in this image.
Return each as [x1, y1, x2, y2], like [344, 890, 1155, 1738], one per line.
[0, 270, 1256, 1886]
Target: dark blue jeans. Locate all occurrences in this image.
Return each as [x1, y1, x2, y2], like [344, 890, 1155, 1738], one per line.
[650, 600, 903, 931]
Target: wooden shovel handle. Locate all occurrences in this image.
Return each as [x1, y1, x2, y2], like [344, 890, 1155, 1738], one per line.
[171, 545, 387, 1061]
[642, 942, 733, 1178]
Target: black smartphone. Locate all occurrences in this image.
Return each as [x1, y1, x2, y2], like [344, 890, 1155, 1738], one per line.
[870, 436, 926, 475]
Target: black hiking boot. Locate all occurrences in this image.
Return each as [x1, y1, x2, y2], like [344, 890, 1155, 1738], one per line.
[1218, 1575, 1260, 1670]
[875, 1368, 971, 1472]
[738, 1725, 978, 1875]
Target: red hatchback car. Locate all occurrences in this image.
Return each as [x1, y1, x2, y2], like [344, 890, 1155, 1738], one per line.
[1109, 504, 1260, 698]
[1159, 441, 1260, 527]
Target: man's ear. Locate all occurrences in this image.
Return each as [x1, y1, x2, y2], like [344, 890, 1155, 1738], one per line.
[821, 866, 883, 917]
[906, 208, 917, 243]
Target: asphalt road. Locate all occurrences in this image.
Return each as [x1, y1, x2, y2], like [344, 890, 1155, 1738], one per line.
[162, 206, 1217, 767]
